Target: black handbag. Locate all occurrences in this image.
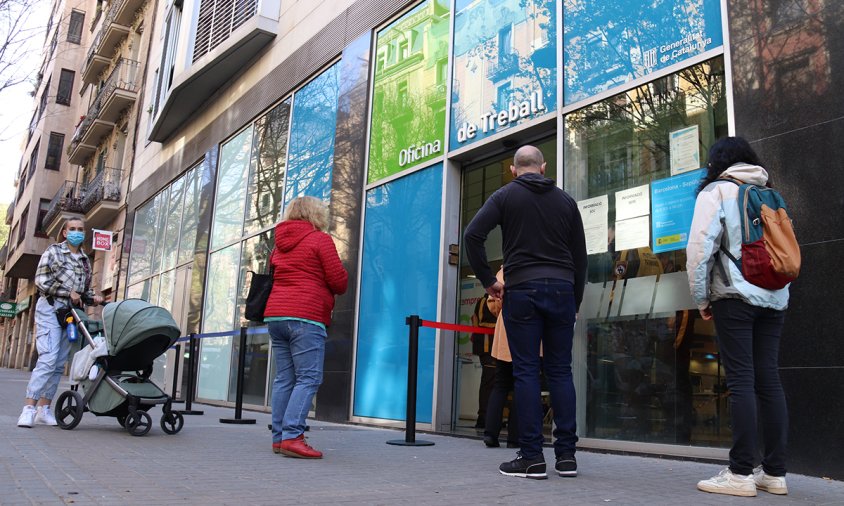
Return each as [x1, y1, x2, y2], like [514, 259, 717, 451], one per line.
[244, 267, 274, 322]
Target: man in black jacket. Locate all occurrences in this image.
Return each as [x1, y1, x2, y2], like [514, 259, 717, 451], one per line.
[464, 145, 587, 480]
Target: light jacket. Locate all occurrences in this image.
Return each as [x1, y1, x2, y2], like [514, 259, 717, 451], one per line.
[686, 163, 789, 311]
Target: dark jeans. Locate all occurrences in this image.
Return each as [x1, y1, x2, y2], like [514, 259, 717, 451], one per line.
[477, 352, 495, 424]
[504, 278, 577, 459]
[484, 359, 519, 444]
[711, 298, 788, 476]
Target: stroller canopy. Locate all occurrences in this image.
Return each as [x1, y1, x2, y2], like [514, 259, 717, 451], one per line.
[102, 299, 181, 356]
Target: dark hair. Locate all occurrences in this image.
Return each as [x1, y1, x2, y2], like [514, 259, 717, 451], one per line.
[697, 136, 764, 193]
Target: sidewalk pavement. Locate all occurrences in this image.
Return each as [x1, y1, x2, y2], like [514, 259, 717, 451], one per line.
[1, 368, 842, 505]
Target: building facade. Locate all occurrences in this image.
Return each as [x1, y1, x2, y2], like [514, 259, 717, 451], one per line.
[5, 0, 843, 480]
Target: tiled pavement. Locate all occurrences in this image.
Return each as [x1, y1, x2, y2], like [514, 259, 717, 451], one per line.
[1, 368, 842, 505]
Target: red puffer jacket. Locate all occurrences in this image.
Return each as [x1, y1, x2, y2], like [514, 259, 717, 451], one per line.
[264, 220, 348, 326]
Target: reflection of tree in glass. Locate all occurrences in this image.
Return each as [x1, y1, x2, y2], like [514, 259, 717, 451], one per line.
[285, 64, 339, 205]
[245, 99, 290, 236]
[564, 0, 712, 101]
[212, 128, 253, 248]
[567, 58, 726, 196]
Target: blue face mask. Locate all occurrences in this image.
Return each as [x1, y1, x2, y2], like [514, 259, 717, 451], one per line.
[66, 231, 85, 247]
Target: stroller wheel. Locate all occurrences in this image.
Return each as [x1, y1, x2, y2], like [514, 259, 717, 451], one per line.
[124, 410, 152, 436]
[56, 390, 84, 430]
[160, 411, 184, 435]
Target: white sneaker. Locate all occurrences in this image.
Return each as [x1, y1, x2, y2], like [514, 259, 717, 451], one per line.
[35, 406, 58, 426]
[17, 406, 36, 428]
[697, 468, 757, 497]
[754, 466, 788, 495]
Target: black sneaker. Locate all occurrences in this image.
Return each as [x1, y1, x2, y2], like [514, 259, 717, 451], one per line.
[499, 452, 547, 479]
[555, 454, 577, 477]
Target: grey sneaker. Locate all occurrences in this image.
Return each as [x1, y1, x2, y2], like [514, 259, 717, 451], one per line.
[753, 466, 788, 495]
[499, 452, 547, 480]
[17, 406, 36, 428]
[697, 468, 757, 497]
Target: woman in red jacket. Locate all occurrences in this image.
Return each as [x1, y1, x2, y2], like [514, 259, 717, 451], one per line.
[266, 197, 348, 459]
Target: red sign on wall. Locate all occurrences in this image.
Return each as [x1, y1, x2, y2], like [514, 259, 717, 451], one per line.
[92, 229, 113, 251]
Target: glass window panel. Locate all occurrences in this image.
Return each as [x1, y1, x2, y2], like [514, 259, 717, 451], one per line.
[237, 231, 274, 327]
[197, 243, 242, 401]
[563, 0, 723, 105]
[284, 64, 340, 207]
[158, 270, 176, 312]
[244, 99, 290, 235]
[178, 167, 200, 265]
[564, 58, 729, 447]
[126, 280, 148, 300]
[227, 332, 270, 406]
[203, 244, 242, 333]
[161, 174, 185, 271]
[211, 127, 253, 249]
[150, 190, 169, 274]
[354, 164, 443, 423]
[367, 0, 450, 184]
[128, 197, 160, 284]
[451, 0, 557, 149]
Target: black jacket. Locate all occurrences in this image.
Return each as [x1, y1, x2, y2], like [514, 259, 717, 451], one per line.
[464, 172, 587, 310]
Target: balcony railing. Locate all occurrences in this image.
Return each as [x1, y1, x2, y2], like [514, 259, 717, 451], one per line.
[42, 181, 84, 231]
[70, 59, 139, 157]
[486, 52, 519, 81]
[82, 1, 130, 80]
[81, 167, 123, 213]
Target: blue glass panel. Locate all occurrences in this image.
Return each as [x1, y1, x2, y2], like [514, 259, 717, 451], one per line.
[564, 0, 723, 105]
[354, 165, 443, 423]
[284, 63, 340, 208]
[211, 127, 253, 249]
[451, 0, 557, 150]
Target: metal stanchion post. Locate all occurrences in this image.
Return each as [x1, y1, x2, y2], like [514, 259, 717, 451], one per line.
[387, 315, 434, 446]
[180, 333, 204, 415]
[221, 326, 256, 424]
[171, 343, 182, 402]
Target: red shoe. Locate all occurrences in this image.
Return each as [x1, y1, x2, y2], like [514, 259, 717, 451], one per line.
[279, 434, 322, 459]
[272, 442, 284, 454]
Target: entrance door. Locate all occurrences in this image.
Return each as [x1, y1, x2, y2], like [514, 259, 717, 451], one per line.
[453, 137, 556, 435]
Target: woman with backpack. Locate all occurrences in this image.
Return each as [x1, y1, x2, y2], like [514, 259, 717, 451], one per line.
[686, 137, 791, 497]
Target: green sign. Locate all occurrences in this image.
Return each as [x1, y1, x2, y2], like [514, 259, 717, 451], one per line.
[367, 0, 450, 185]
[0, 302, 16, 318]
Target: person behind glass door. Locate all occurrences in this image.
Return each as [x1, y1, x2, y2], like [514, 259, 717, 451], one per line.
[265, 197, 348, 459]
[482, 267, 522, 449]
[17, 217, 103, 428]
[464, 145, 588, 480]
[687, 137, 790, 497]
[470, 291, 497, 429]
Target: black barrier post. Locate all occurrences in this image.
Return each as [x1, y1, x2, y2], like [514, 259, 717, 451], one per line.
[180, 334, 204, 415]
[387, 315, 434, 446]
[170, 343, 182, 402]
[221, 326, 257, 424]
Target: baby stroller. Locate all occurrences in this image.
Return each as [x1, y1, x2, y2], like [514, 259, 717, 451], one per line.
[55, 299, 185, 436]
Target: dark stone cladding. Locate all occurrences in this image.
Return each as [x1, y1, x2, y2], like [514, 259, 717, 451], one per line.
[128, 0, 416, 211]
[727, 0, 844, 480]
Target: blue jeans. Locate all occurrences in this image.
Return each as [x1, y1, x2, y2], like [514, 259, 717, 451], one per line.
[25, 297, 71, 401]
[711, 298, 788, 476]
[503, 278, 577, 459]
[268, 320, 326, 442]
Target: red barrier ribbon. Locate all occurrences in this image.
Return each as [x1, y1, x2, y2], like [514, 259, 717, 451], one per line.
[420, 320, 495, 334]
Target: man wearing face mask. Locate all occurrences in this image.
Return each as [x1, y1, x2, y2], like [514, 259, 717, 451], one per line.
[17, 218, 103, 428]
